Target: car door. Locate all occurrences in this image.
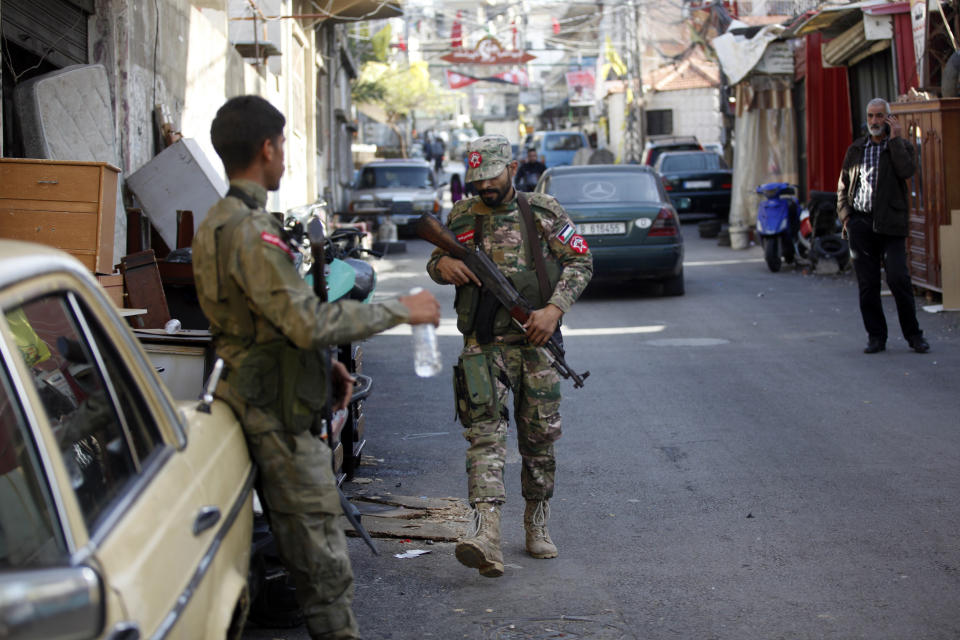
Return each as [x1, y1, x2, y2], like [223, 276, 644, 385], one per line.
[1, 273, 250, 638]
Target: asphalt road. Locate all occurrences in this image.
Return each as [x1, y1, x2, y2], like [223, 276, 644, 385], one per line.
[244, 226, 960, 640]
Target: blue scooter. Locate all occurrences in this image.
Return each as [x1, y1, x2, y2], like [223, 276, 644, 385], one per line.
[755, 182, 800, 272]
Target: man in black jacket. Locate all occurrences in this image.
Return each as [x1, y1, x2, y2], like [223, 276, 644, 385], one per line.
[837, 97, 929, 354]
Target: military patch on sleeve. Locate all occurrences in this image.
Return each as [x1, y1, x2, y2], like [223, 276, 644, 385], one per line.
[260, 231, 295, 260]
[456, 230, 475, 243]
[556, 223, 576, 244]
[569, 234, 589, 254]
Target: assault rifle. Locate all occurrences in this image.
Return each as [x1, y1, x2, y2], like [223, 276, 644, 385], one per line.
[415, 214, 589, 388]
[307, 218, 378, 555]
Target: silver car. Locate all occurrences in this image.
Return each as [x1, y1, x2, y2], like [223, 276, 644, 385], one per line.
[346, 160, 443, 233]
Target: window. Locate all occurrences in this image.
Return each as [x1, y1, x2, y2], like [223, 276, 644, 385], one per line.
[660, 153, 728, 172]
[647, 110, 673, 136]
[7, 293, 163, 533]
[0, 361, 66, 568]
[544, 134, 584, 151]
[542, 172, 661, 204]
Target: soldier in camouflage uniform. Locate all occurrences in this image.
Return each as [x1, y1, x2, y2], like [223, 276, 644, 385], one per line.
[193, 96, 440, 640]
[426, 134, 592, 577]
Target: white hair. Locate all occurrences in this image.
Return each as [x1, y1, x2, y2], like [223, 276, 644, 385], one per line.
[867, 98, 891, 115]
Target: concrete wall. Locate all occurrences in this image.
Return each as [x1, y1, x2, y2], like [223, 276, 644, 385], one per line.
[88, 0, 320, 251]
[645, 88, 724, 145]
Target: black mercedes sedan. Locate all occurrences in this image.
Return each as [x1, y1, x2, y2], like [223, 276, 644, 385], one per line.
[654, 151, 732, 220]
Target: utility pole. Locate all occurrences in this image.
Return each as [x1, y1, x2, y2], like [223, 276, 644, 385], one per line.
[623, 0, 646, 163]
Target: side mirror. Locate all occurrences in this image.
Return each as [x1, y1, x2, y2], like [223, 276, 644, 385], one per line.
[0, 566, 105, 640]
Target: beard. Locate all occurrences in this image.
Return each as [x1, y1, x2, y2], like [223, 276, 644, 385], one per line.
[479, 182, 511, 207]
[868, 124, 884, 137]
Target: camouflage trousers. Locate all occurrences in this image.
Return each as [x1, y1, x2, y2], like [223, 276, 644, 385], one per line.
[218, 379, 358, 640]
[457, 343, 562, 504]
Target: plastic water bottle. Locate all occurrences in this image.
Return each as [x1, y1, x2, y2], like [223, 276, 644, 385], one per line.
[410, 287, 442, 377]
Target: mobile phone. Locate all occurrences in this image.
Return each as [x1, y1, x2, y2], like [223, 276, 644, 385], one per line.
[883, 122, 891, 136]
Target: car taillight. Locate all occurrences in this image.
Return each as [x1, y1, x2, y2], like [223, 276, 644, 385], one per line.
[662, 177, 673, 191]
[721, 182, 732, 189]
[648, 207, 679, 236]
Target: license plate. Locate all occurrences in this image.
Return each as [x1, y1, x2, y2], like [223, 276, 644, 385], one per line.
[579, 222, 625, 235]
[684, 180, 711, 189]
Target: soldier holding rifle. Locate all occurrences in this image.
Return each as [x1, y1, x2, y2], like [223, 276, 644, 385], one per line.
[424, 134, 593, 577]
[193, 95, 439, 640]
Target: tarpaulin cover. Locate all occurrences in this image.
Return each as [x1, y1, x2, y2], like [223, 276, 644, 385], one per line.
[728, 75, 799, 249]
[712, 23, 787, 85]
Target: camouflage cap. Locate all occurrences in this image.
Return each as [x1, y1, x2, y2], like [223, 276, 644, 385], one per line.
[465, 134, 513, 183]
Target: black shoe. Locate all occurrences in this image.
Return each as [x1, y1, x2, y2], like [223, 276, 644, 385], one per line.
[864, 338, 886, 354]
[908, 335, 930, 353]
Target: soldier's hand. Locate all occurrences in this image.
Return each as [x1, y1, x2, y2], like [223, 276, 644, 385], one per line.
[331, 360, 354, 412]
[524, 304, 563, 346]
[400, 289, 441, 327]
[436, 256, 482, 287]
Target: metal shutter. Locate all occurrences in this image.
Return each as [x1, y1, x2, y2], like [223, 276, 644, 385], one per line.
[2, 0, 93, 68]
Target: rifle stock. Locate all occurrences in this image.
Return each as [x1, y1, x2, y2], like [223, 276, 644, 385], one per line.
[415, 214, 589, 388]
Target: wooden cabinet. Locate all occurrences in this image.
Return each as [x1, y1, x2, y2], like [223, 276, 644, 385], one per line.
[0, 158, 120, 273]
[891, 99, 960, 293]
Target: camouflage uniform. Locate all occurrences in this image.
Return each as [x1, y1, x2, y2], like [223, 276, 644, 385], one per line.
[426, 137, 592, 505]
[193, 179, 409, 640]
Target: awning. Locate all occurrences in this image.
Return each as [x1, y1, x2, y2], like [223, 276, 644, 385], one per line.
[792, 0, 899, 37]
[821, 18, 891, 67]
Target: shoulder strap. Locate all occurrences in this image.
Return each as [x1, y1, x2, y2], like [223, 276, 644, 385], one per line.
[227, 185, 261, 211]
[516, 193, 552, 302]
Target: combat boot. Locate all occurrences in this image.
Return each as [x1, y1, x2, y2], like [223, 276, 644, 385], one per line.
[524, 500, 557, 559]
[455, 503, 504, 577]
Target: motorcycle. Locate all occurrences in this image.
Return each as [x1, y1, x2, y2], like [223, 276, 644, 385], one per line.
[248, 203, 380, 628]
[755, 182, 800, 272]
[796, 190, 850, 273]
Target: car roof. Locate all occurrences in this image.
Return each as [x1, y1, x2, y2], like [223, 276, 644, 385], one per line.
[657, 150, 720, 158]
[360, 159, 432, 168]
[0, 239, 91, 292]
[645, 135, 699, 147]
[544, 164, 656, 175]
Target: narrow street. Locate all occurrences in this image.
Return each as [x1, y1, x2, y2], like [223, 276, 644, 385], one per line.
[246, 227, 960, 640]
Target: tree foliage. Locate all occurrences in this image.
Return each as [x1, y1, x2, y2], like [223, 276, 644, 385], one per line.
[352, 61, 454, 157]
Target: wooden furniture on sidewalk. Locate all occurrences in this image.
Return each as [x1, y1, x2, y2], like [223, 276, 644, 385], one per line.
[0, 158, 120, 274]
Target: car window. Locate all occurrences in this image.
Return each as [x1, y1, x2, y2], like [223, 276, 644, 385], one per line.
[360, 166, 435, 189]
[7, 293, 164, 533]
[544, 134, 584, 151]
[649, 144, 701, 166]
[660, 153, 726, 172]
[0, 359, 67, 568]
[542, 172, 661, 204]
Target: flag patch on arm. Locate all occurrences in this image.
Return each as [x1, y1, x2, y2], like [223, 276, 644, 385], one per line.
[556, 223, 576, 244]
[260, 231, 295, 260]
[456, 230, 475, 243]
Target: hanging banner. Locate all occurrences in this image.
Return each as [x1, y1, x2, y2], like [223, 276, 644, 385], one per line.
[911, 0, 926, 83]
[446, 69, 530, 89]
[566, 69, 596, 107]
[441, 36, 536, 65]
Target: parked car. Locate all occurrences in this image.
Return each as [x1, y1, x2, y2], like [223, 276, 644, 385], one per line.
[654, 150, 732, 220]
[536, 165, 685, 295]
[346, 159, 443, 234]
[524, 131, 589, 168]
[640, 135, 703, 166]
[0, 240, 254, 639]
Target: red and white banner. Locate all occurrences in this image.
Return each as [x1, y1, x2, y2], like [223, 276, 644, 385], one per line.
[565, 69, 595, 107]
[451, 10, 463, 49]
[445, 69, 529, 90]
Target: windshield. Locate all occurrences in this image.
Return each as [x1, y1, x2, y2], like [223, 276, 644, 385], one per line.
[544, 134, 584, 151]
[660, 153, 728, 172]
[358, 166, 435, 189]
[541, 172, 661, 204]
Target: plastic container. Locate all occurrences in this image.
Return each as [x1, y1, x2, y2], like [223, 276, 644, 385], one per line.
[410, 287, 441, 377]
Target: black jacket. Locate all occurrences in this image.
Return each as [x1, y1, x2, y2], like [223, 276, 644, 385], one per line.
[837, 135, 916, 236]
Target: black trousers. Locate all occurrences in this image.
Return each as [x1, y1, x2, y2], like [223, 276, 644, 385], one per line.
[847, 214, 922, 341]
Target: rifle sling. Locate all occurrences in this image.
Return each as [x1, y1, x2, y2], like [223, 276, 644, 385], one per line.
[516, 193, 553, 307]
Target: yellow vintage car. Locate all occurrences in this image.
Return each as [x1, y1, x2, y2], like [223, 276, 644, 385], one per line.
[0, 240, 254, 639]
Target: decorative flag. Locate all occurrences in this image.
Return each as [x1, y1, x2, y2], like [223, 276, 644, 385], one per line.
[512, 19, 518, 50]
[552, 17, 560, 35]
[445, 69, 529, 90]
[446, 70, 477, 89]
[451, 10, 463, 49]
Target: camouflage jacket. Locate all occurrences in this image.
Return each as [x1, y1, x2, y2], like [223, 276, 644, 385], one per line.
[426, 191, 593, 314]
[193, 179, 409, 369]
